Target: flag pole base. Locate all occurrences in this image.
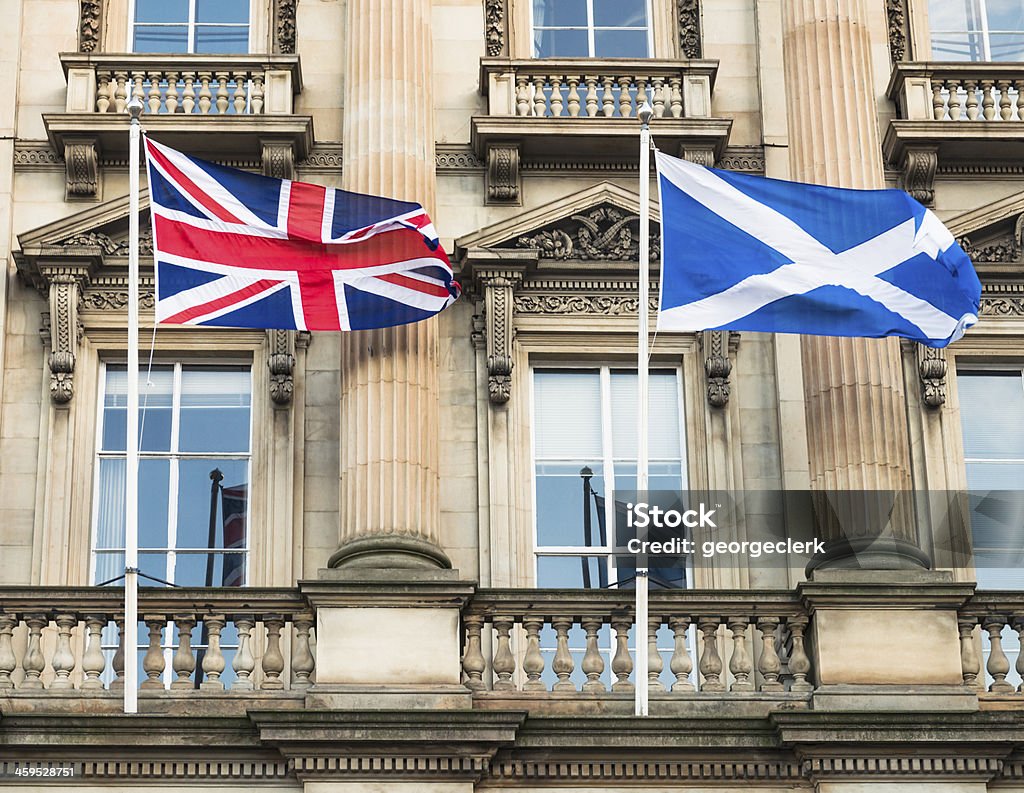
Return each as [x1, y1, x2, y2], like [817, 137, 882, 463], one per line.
[327, 534, 453, 572]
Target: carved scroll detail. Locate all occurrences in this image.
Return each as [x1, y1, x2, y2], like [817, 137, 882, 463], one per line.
[268, 330, 296, 407]
[262, 140, 296, 180]
[699, 330, 738, 408]
[901, 146, 938, 206]
[478, 271, 522, 404]
[917, 345, 947, 409]
[41, 267, 91, 404]
[64, 138, 100, 200]
[486, 144, 520, 204]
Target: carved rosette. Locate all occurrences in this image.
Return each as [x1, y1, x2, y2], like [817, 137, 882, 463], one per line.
[486, 144, 520, 205]
[678, 0, 702, 59]
[267, 330, 297, 406]
[39, 265, 91, 404]
[64, 137, 100, 201]
[478, 270, 523, 405]
[484, 0, 505, 57]
[901, 146, 938, 206]
[699, 330, 738, 408]
[916, 344, 947, 409]
[274, 0, 297, 54]
[79, 0, 103, 53]
[886, 0, 909, 62]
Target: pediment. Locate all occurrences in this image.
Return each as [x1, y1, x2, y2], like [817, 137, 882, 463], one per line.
[945, 192, 1024, 267]
[455, 181, 660, 268]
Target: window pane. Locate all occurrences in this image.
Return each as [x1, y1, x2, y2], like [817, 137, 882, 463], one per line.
[957, 372, 1024, 459]
[179, 367, 251, 453]
[174, 552, 247, 587]
[536, 461, 605, 547]
[196, 0, 249, 23]
[175, 457, 249, 550]
[610, 371, 682, 459]
[534, 28, 589, 57]
[133, 25, 190, 52]
[534, 370, 602, 458]
[927, 0, 981, 31]
[94, 458, 170, 549]
[612, 461, 684, 493]
[194, 25, 250, 54]
[93, 551, 169, 585]
[135, 0, 188, 23]
[966, 462, 1024, 490]
[103, 365, 173, 452]
[929, 31, 985, 59]
[986, 0, 1024, 31]
[537, 555, 607, 588]
[593, 0, 647, 27]
[988, 33, 1024, 60]
[594, 29, 649, 57]
[532, 0, 587, 27]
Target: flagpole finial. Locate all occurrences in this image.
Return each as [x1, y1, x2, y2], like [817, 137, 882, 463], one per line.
[127, 95, 144, 121]
[638, 100, 653, 129]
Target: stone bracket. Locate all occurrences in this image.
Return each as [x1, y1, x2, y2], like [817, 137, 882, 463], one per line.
[900, 144, 938, 206]
[917, 343, 947, 409]
[64, 136, 100, 201]
[261, 139, 296, 180]
[268, 330, 296, 407]
[699, 330, 739, 408]
[679, 143, 715, 167]
[39, 264, 92, 404]
[478, 268, 524, 404]
[485, 143, 521, 205]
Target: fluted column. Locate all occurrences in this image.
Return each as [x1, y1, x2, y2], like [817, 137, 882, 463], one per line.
[330, 0, 449, 569]
[783, 0, 925, 568]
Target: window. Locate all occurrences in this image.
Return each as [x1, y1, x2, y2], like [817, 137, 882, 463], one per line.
[929, 0, 1024, 61]
[532, 367, 687, 589]
[531, 0, 651, 58]
[131, 0, 250, 53]
[92, 363, 253, 589]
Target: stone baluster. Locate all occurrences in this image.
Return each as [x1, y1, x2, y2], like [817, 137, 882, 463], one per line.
[261, 615, 286, 690]
[581, 617, 606, 692]
[181, 72, 197, 114]
[462, 615, 486, 691]
[515, 76, 530, 116]
[982, 81, 996, 120]
[532, 76, 547, 117]
[131, 71, 146, 108]
[617, 76, 632, 117]
[959, 617, 980, 687]
[646, 616, 665, 692]
[232, 72, 248, 114]
[165, 73, 179, 113]
[113, 71, 128, 113]
[232, 617, 256, 690]
[215, 72, 230, 114]
[170, 614, 196, 690]
[200, 615, 226, 691]
[601, 76, 616, 117]
[147, 72, 162, 114]
[727, 617, 754, 692]
[1016, 81, 1024, 121]
[548, 75, 564, 117]
[668, 616, 694, 691]
[21, 614, 46, 690]
[999, 81, 1013, 120]
[551, 616, 575, 691]
[110, 618, 125, 690]
[697, 617, 724, 692]
[651, 76, 666, 117]
[946, 80, 962, 120]
[251, 74, 264, 114]
[788, 617, 813, 692]
[669, 77, 683, 118]
[584, 75, 599, 117]
[0, 614, 17, 689]
[636, 76, 649, 110]
[522, 616, 546, 691]
[81, 615, 107, 690]
[198, 72, 213, 114]
[983, 617, 1013, 693]
[492, 616, 516, 690]
[96, 72, 111, 112]
[50, 613, 77, 690]
[1014, 617, 1024, 692]
[291, 614, 316, 690]
[965, 80, 979, 120]
[932, 80, 946, 120]
[610, 617, 634, 692]
[757, 618, 783, 692]
[566, 76, 581, 117]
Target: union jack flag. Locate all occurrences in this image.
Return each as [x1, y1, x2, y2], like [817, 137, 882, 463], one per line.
[143, 137, 461, 331]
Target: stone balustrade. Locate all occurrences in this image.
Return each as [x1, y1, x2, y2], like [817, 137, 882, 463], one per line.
[461, 589, 812, 697]
[0, 588, 314, 694]
[481, 58, 717, 120]
[59, 54, 301, 116]
[959, 592, 1024, 694]
[889, 63, 1024, 122]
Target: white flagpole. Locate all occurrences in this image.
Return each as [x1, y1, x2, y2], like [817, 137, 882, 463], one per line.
[636, 99, 653, 717]
[124, 96, 144, 714]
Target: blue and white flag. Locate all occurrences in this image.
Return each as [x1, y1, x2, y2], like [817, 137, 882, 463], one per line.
[655, 151, 981, 347]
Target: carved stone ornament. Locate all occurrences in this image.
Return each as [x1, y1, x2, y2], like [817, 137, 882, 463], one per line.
[79, 0, 103, 53]
[64, 138, 100, 201]
[484, 0, 505, 57]
[678, 0, 702, 58]
[886, 0, 909, 62]
[479, 271, 521, 404]
[268, 329, 296, 407]
[514, 205, 660, 262]
[514, 293, 659, 316]
[486, 144, 520, 205]
[262, 140, 296, 180]
[56, 229, 153, 257]
[901, 146, 938, 206]
[40, 266, 91, 404]
[699, 330, 737, 408]
[958, 215, 1024, 263]
[916, 344, 947, 409]
[274, 0, 297, 54]
[980, 296, 1024, 316]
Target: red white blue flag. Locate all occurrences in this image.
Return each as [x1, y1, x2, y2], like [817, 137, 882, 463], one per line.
[143, 137, 460, 331]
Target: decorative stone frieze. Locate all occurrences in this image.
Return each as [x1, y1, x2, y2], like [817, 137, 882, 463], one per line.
[262, 140, 296, 180]
[38, 264, 91, 404]
[699, 330, 739, 408]
[486, 144, 520, 204]
[958, 216, 1023, 263]
[513, 293, 659, 316]
[513, 204, 659, 262]
[268, 330, 296, 407]
[917, 344, 947, 409]
[900, 145, 938, 205]
[678, 0, 702, 58]
[299, 144, 344, 170]
[79, 0, 102, 53]
[63, 137, 100, 200]
[491, 759, 804, 781]
[56, 229, 152, 256]
[886, 0, 909, 62]
[981, 296, 1024, 316]
[274, 0, 297, 54]
[485, 0, 505, 57]
[802, 755, 1003, 779]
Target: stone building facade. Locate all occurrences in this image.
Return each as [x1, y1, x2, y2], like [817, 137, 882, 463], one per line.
[0, 0, 1023, 790]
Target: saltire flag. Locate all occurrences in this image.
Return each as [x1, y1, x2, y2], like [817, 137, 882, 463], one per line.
[655, 151, 981, 348]
[143, 137, 460, 331]
[220, 483, 247, 588]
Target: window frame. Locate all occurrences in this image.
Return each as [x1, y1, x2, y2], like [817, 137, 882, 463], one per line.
[928, 0, 1024, 61]
[89, 358, 254, 589]
[528, 0, 655, 59]
[127, 0, 255, 54]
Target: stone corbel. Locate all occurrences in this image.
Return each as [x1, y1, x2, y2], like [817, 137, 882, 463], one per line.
[900, 145, 938, 206]
[478, 269, 523, 404]
[64, 137, 100, 201]
[679, 144, 715, 167]
[268, 330, 297, 407]
[39, 264, 91, 404]
[699, 330, 739, 408]
[917, 344, 947, 409]
[262, 140, 296, 180]
[485, 144, 521, 205]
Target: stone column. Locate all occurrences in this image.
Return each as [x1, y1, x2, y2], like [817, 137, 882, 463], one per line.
[329, 0, 449, 570]
[782, 0, 926, 569]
